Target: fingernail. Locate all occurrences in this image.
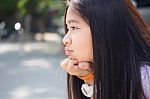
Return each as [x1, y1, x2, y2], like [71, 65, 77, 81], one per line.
[79, 64, 86, 69]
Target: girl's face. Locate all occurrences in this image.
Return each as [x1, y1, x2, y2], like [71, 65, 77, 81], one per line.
[63, 7, 93, 63]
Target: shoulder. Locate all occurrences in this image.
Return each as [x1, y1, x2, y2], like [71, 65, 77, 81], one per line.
[140, 64, 150, 98]
[141, 64, 150, 76]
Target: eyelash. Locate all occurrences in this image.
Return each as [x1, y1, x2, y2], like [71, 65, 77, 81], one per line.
[68, 27, 79, 31]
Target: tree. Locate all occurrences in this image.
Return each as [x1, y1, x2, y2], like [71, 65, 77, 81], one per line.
[0, 0, 65, 35]
[17, 0, 65, 17]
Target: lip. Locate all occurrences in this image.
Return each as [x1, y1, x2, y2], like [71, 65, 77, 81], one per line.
[65, 50, 73, 56]
[65, 47, 73, 56]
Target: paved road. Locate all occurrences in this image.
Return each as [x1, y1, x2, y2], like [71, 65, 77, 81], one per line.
[0, 37, 67, 99]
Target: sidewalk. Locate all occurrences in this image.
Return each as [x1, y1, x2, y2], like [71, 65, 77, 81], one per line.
[0, 34, 67, 99]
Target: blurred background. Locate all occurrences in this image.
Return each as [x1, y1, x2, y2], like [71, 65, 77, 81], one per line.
[0, 0, 66, 99]
[0, 0, 65, 40]
[0, 0, 149, 99]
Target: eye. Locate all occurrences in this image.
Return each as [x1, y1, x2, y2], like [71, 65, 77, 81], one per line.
[71, 27, 76, 30]
[69, 26, 79, 31]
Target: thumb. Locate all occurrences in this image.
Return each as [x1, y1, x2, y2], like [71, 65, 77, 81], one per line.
[79, 62, 93, 71]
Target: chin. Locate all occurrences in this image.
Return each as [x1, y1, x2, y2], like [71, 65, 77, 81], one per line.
[68, 56, 76, 60]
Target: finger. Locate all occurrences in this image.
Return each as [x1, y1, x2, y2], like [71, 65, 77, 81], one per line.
[79, 62, 93, 71]
[67, 63, 92, 76]
[66, 59, 78, 75]
[67, 59, 78, 71]
[74, 65, 92, 76]
[60, 58, 70, 71]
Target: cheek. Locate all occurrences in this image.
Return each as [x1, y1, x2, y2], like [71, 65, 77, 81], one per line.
[71, 27, 93, 61]
[75, 47, 93, 62]
[73, 38, 93, 62]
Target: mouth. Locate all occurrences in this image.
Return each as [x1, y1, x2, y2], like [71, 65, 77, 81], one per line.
[65, 47, 73, 56]
[65, 50, 73, 56]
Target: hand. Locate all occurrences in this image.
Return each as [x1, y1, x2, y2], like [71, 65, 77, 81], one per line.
[60, 58, 93, 77]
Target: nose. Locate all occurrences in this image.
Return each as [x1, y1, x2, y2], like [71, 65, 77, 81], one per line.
[62, 34, 72, 46]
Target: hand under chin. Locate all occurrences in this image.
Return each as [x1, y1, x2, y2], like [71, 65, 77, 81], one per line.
[68, 56, 76, 60]
[68, 56, 92, 64]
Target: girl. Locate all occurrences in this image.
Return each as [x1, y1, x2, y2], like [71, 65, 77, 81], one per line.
[61, 0, 150, 99]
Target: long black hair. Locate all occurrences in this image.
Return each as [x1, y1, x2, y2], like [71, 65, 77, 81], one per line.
[64, 0, 150, 99]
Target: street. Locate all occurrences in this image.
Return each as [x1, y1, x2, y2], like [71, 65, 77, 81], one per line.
[0, 34, 67, 99]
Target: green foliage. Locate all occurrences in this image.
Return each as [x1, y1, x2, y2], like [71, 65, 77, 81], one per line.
[0, 0, 65, 35]
[18, 0, 48, 16]
[49, 0, 65, 17]
[0, 0, 65, 19]
[0, 0, 19, 17]
[17, 0, 65, 16]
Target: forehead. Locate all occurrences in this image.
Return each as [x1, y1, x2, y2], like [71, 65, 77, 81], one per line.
[66, 7, 83, 24]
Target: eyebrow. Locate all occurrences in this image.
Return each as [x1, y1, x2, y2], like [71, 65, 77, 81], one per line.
[66, 19, 80, 25]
